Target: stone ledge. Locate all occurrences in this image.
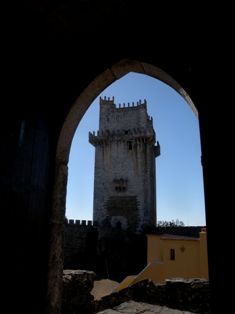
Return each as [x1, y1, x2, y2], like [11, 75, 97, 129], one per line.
[93, 278, 211, 313]
[97, 300, 195, 313]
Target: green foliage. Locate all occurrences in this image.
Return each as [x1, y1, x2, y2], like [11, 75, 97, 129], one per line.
[157, 219, 185, 227]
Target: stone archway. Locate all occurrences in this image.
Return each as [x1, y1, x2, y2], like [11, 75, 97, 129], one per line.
[47, 59, 197, 313]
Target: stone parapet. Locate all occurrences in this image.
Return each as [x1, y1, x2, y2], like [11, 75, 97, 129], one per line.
[93, 278, 211, 314]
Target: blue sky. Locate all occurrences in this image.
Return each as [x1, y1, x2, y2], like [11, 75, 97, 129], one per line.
[66, 72, 206, 226]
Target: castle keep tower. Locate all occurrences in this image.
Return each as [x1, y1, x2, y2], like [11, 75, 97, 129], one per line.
[89, 96, 160, 232]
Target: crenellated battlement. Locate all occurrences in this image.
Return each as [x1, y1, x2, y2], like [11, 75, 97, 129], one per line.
[89, 126, 156, 146]
[98, 96, 154, 135]
[89, 127, 154, 137]
[65, 218, 93, 227]
[100, 96, 147, 111]
[99, 96, 115, 106]
[116, 99, 147, 110]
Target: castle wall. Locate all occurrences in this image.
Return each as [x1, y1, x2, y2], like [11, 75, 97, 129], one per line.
[63, 219, 147, 282]
[64, 219, 98, 270]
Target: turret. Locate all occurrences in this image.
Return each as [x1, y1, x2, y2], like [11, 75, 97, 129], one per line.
[90, 96, 160, 232]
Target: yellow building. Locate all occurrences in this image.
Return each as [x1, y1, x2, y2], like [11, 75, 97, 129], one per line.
[114, 228, 208, 292]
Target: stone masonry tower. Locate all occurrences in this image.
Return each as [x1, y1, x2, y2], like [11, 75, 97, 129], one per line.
[89, 96, 160, 232]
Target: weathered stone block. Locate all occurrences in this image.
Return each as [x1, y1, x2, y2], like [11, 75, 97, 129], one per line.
[62, 269, 96, 314]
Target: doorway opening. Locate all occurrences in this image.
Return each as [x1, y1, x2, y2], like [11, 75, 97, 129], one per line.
[47, 59, 207, 312]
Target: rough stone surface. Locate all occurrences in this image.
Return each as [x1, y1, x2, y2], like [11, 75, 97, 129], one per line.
[89, 97, 160, 232]
[64, 220, 98, 270]
[97, 300, 194, 313]
[93, 279, 211, 314]
[62, 269, 96, 314]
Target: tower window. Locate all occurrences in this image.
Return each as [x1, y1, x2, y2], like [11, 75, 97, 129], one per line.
[115, 186, 126, 192]
[113, 178, 128, 192]
[170, 248, 175, 260]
